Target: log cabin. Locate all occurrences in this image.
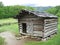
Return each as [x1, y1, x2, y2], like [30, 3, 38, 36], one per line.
[15, 10, 58, 40]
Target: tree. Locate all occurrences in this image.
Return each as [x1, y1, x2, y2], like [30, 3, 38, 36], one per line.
[46, 6, 60, 17]
[0, 2, 4, 7]
[0, 2, 35, 19]
[46, 7, 58, 15]
[0, 5, 35, 19]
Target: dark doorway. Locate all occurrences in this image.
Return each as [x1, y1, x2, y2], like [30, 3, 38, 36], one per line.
[22, 23, 27, 33]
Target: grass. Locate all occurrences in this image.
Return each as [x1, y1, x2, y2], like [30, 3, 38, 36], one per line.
[0, 24, 19, 34]
[0, 18, 19, 35]
[0, 18, 17, 25]
[0, 18, 18, 45]
[0, 37, 5, 45]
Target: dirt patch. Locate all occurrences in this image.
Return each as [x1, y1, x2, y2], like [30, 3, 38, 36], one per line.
[0, 31, 26, 45]
[0, 31, 41, 45]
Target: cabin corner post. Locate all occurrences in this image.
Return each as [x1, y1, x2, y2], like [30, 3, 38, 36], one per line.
[42, 18, 58, 40]
[55, 18, 58, 34]
[18, 18, 20, 33]
[42, 18, 46, 40]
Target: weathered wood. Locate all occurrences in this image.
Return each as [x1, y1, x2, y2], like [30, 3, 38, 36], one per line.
[33, 24, 43, 29]
[43, 19, 58, 38]
[27, 22, 33, 35]
[33, 31, 43, 37]
[44, 19, 57, 21]
[44, 29, 57, 37]
[44, 28, 57, 32]
[45, 25, 56, 29]
[45, 22, 57, 26]
[44, 19, 57, 24]
[16, 11, 58, 40]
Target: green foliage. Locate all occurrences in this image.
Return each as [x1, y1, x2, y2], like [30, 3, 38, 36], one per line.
[0, 5, 35, 19]
[0, 37, 5, 45]
[0, 2, 4, 7]
[46, 6, 60, 17]
[46, 8, 57, 15]
[0, 2, 35, 19]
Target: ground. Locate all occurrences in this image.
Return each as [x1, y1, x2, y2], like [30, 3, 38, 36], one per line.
[0, 31, 25, 45]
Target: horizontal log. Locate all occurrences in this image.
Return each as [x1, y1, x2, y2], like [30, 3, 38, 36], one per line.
[20, 27, 22, 28]
[45, 22, 57, 26]
[33, 31, 43, 36]
[44, 28, 57, 32]
[33, 24, 43, 31]
[44, 29, 57, 37]
[33, 23, 43, 25]
[45, 21, 57, 24]
[45, 24, 57, 27]
[33, 33, 42, 37]
[44, 27, 57, 30]
[33, 25, 43, 27]
[20, 17, 43, 21]
[44, 26, 57, 30]
[44, 19, 57, 21]
[33, 31, 42, 34]
[44, 19, 57, 24]
[33, 22, 43, 24]
[33, 27, 43, 31]
[45, 25, 56, 29]
[45, 19, 57, 21]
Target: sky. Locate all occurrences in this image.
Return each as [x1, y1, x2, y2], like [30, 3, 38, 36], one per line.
[0, 0, 60, 6]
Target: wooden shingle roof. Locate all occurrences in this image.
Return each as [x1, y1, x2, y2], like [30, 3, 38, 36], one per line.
[30, 11, 57, 18]
[15, 10, 58, 19]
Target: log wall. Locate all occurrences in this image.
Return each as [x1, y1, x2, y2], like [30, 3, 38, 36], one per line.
[19, 14, 44, 37]
[44, 19, 58, 38]
[18, 14, 58, 38]
[32, 19, 44, 37]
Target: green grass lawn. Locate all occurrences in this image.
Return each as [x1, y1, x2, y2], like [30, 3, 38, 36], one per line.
[0, 18, 17, 25]
[0, 24, 19, 34]
[0, 18, 19, 34]
[0, 37, 5, 45]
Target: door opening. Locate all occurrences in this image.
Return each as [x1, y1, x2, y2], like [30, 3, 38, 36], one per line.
[22, 23, 27, 33]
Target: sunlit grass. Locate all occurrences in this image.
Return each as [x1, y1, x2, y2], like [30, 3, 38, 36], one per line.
[0, 24, 19, 34]
[0, 18, 19, 35]
[0, 18, 17, 25]
[0, 37, 5, 45]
